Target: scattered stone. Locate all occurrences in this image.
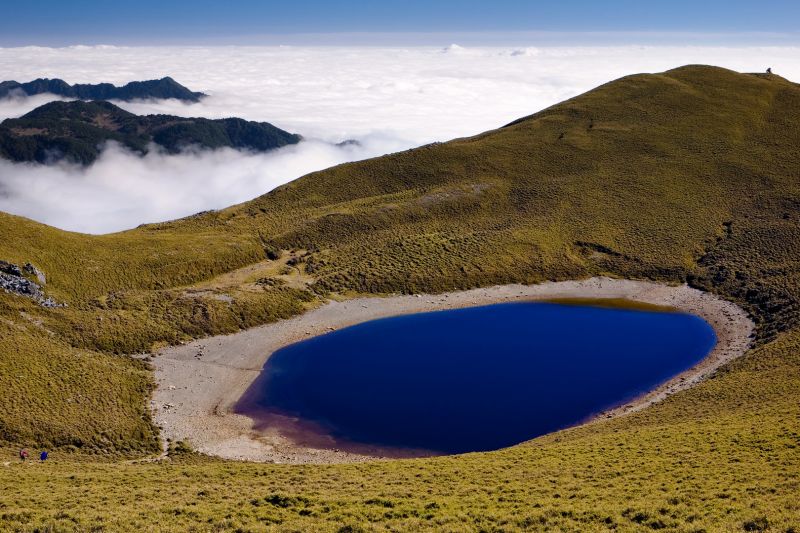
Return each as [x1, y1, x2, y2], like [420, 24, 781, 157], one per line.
[0, 260, 62, 307]
[0, 261, 22, 276]
[23, 263, 46, 284]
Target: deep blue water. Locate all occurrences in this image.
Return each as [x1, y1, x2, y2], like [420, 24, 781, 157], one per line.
[238, 302, 716, 455]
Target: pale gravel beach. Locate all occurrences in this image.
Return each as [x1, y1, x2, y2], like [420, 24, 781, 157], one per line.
[152, 277, 754, 464]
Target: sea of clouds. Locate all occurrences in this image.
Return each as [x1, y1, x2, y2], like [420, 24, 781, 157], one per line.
[0, 44, 799, 233]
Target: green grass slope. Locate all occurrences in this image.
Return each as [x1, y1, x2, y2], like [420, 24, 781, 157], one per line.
[0, 65, 799, 531]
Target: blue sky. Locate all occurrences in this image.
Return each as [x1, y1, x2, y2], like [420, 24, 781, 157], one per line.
[2, 0, 800, 46]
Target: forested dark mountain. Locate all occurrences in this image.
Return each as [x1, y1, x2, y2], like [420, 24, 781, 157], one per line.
[0, 76, 205, 102]
[0, 100, 301, 164]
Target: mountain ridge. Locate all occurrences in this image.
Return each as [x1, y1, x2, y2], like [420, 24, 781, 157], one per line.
[0, 99, 301, 164]
[0, 76, 206, 102]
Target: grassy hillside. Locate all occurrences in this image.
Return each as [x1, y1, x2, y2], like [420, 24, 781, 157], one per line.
[0, 65, 799, 531]
[1, 332, 797, 531]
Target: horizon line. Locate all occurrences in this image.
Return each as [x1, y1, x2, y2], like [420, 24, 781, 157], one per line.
[3, 30, 800, 48]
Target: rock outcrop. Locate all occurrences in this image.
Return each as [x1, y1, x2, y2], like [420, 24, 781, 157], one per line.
[0, 260, 61, 307]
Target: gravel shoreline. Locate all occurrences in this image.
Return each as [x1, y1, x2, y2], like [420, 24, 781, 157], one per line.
[152, 277, 754, 464]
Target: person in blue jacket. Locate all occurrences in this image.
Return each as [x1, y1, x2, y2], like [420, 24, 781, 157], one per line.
[39, 451, 48, 461]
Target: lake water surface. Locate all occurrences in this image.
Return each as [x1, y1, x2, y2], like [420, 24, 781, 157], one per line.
[237, 302, 716, 455]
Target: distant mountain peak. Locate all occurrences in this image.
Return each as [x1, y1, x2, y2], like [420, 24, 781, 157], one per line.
[0, 77, 207, 102]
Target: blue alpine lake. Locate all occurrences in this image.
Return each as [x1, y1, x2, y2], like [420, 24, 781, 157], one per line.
[237, 302, 716, 455]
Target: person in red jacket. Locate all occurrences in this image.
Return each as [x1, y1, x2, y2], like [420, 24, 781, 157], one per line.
[19, 449, 29, 461]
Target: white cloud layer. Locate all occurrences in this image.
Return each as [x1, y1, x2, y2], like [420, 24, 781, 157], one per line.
[0, 44, 799, 233]
[0, 138, 406, 233]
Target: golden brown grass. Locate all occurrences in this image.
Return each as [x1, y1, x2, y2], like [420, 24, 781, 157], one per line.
[0, 65, 799, 531]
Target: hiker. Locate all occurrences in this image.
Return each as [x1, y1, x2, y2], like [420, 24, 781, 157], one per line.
[39, 451, 48, 462]
[19, 449, 29, 461]
[767, 67, 772, 74]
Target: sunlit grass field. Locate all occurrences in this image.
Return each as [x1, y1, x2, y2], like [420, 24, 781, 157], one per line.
[1, 65, 799, 531]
